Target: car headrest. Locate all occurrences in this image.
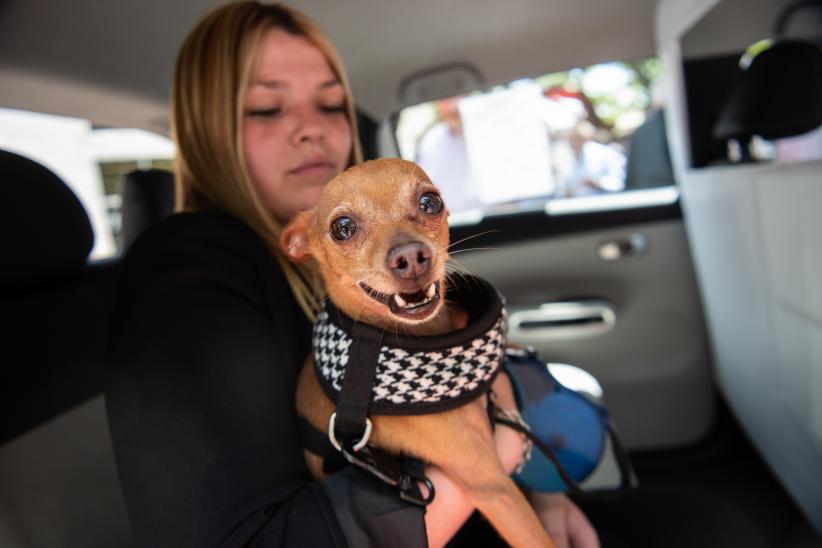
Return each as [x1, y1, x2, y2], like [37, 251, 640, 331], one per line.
[714, 40, 822, 141]
[0, 149, 93, 287]
[120, 168, 175, 250]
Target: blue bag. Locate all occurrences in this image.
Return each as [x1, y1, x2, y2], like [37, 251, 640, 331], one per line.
[499, 348, 636, 498]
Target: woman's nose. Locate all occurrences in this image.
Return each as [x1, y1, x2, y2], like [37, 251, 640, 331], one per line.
[292, 106, 325, 143]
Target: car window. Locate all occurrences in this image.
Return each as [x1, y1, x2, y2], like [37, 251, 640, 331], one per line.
[0, 108, 174, 259]
[393, 56, 677, 225]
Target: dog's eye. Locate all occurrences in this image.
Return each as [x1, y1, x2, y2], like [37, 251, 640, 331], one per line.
[330, 216, 357, 241]
[419, 192, 444, 215]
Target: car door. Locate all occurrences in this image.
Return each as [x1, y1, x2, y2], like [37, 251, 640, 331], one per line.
[452, 191, 713, 451]
[384, 60, 714, 453]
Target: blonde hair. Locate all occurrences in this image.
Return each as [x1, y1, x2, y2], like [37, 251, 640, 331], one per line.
[171, 1, 362, 319]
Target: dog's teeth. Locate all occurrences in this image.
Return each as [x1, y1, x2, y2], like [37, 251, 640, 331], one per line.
[394, 294, 407, 307]
[427, 283, 436, 298]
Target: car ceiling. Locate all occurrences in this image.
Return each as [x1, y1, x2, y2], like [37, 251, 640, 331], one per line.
[0, 0, 657, 133]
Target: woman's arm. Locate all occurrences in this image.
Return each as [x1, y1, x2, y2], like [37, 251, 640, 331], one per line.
[422, 372, 599, 548]
[423, 372, 529, 547]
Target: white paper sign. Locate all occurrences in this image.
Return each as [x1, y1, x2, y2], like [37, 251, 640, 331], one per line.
[458, 82, 554, 205]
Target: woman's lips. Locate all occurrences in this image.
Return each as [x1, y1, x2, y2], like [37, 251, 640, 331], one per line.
[289, 160, 335, 178]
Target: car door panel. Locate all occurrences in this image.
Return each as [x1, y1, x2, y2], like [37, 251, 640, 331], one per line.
[455, 215, 713, 450]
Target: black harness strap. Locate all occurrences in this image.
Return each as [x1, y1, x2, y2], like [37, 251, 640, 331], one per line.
[332, 323, 384, 451]
[297, 415, 335, 459]
[297, 415, 349, 475]
[303, 275, 506, 505]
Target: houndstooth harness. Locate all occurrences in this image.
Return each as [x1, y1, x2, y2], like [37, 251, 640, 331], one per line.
[312, 275, 507, 452]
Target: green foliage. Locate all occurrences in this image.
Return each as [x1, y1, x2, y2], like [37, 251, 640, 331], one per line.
[534, 56, 661, 137]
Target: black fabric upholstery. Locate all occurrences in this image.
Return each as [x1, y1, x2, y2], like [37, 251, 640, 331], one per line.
[3, 262, 119, 442]
[121, 168, 175, 250]
[1, 150, 119, 443]
[0, 149, 94, 287]
[356, 109, 379, 160]
[714, 40, 822, 141]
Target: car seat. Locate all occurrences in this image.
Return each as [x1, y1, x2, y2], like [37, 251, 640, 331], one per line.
[0, 149, 134, 547]
[120, 168, 175, 251]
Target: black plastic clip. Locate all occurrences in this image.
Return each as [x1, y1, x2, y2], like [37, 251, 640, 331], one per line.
[337, 443, 435, 507]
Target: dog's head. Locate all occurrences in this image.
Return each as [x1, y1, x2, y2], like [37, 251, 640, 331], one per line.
[282, 158, 450, 327]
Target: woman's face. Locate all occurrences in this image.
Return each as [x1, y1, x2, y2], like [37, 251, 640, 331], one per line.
[243, 29, 352, 224]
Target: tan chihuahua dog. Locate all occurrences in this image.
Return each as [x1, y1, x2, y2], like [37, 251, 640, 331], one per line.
[282, 158, 554, 547]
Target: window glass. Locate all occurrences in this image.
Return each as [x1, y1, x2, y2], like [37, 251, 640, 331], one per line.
[0, 108, 174, 258]
[394, 57, 676, 224]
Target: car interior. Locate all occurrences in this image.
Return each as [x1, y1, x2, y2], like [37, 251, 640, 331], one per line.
[1, 0, 821, 546]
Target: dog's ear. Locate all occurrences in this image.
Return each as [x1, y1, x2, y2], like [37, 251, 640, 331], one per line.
[281, 210, 314, 263]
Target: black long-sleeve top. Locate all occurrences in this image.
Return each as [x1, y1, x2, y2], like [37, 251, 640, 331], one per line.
[105, 210, 426, 547]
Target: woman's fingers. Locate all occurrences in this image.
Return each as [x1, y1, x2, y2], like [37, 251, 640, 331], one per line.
[565, 496, 600, 548]
[529, 493, 600, 548]
[491, 370, 517, 408]
[537, 495, 571, 548]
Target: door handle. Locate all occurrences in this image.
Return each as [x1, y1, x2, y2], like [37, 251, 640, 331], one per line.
[509, 300, 616, 340]
[597, 233, 648, 261]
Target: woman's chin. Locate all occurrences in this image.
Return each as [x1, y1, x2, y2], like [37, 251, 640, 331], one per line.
[270, 169, 343, 222]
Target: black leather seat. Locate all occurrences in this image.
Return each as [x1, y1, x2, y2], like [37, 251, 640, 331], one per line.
[0, 149, 133, 547]
[1, 149, 121, 442]
[714, 39, 822, 142]
[120, 168, 175, 250]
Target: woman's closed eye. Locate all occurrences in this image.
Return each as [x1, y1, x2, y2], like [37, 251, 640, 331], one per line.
[320, 103, 345, 114]
[248, 105, 342, 118]
[248, 107, 281, 118]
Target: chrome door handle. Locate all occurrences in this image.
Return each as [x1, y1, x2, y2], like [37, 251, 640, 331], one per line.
[597, 233, 648, 261]
[509, 300, 616, 340]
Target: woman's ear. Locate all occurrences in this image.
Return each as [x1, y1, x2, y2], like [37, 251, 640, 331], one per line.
[280, 210, 314, 263]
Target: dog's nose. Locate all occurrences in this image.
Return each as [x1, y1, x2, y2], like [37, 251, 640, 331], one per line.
[387, 242, 432, 280]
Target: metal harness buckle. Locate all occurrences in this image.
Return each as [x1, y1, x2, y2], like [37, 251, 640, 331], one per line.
[327, 412, 435, 506]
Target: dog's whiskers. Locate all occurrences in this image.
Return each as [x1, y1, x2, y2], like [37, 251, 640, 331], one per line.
[444, 267, 472, 286]
[449, 247, 498, 255]
[447, 230, 501, 251]
[446, 257, 473, 276]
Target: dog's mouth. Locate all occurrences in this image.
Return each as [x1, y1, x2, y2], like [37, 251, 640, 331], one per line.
[359, 281, 441, 320]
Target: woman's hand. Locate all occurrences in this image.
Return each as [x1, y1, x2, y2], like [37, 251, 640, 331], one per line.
[528, 492, 600, 548]
[489, 372, 529, 474]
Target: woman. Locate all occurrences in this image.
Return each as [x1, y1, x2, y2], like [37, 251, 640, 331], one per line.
[106, 2, 596, 546]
